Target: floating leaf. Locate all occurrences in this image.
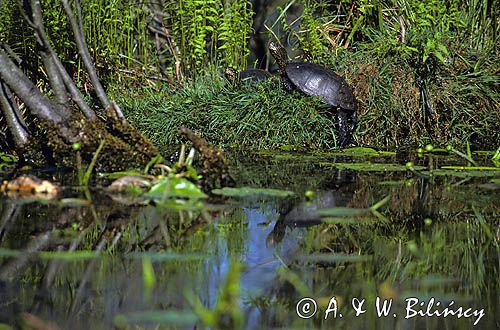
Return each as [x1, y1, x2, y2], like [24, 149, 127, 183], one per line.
[0, 249, 98, 260]
[440, 166, 499, 171]
[0, 248, 22, 258]
[39, 251, 99, 260]
[148, 177, 207, 199]
[301, 253, 371, 263]
[340, 147, 395, 156]
[316, 207, 369, 217]
[321, 217, 372, 224]
[320, 162, 425, 172]
[113, 311, 198, 328]
[127, 252, 206, 262]
[424, 169, 500, 177]
[103, 170, 144, 179]
[60, 198, 92, 207]
[211, 187, 294, 198]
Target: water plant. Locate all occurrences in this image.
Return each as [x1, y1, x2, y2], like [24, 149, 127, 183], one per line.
[74, 140, 105, 187]
[188, 260, 243, 329]
[0, 0, 254, 80]
[0, 152, 17, 173]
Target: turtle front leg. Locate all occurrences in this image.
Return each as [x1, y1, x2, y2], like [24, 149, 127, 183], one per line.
[281, 74, 295, 92]
[337, 110, 355, 148]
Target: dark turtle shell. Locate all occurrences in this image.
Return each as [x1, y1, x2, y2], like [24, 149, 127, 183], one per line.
[224, 67, 271, 83]
[239, 69, 272, 82]
[285, 62, 357, 111]
[268, 41, 358, 147]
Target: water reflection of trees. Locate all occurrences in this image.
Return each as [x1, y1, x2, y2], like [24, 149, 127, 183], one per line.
[0, 171, 498, 328]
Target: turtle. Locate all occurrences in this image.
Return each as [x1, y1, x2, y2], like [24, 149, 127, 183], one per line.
[224, 66, 272, 83]
[268, 41, 358, 147]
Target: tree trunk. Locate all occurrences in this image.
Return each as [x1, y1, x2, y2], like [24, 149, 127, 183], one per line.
[0, 1, 157, 171]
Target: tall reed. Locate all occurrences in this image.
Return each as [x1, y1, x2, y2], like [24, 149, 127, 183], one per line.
[0, 0, 254, 79]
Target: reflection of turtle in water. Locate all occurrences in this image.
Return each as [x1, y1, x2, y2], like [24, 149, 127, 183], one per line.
[269, 41, 358, 147]
[224, 66, 272, 83]
[266, 190, 352, 246]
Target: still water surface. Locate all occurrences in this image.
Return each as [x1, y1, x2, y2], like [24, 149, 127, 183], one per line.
[0, 152, 498, 329]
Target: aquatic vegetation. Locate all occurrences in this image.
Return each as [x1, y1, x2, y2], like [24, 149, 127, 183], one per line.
[0, 153, 498, 329]
[491, 147, 500, 167]
[0, 152, 17, 171]
[187, 260, 244, 329]
[113, 310, 198, 329]
[74, 140, 105, 187]
[0, 1, 498, 328]
[321, 162, 426, 172]
[147, 177, 207, 200]
[212, 187, 294, 198]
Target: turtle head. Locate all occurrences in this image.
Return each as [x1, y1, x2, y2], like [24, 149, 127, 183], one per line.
[269, 41, 288, 69]
[224, 66, 238, 81]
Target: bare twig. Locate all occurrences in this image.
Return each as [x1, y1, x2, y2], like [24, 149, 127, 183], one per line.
[0, 231, 52, 281]
[61, 0, 117, 117]
[0, 47, 68, 124]
[0, 202, 20, 244]
[147, 3, 182, 80]
[69, 234, 107, 313]
[29, 0, 68, 105]
[0, 81, 29, 147]
[16, 0, 96, 119]
[114, 67, 173, 83]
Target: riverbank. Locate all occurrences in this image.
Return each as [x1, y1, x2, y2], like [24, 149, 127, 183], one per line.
[109, 48, 498, 151]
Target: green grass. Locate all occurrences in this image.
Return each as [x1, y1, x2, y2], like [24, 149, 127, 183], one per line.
[109, 47, 499, 151]
[109, 75, 340, 150]
[2, 0, 497, 152]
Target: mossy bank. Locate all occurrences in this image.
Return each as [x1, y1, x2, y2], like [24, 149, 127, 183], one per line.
[110, 48, 498, 152]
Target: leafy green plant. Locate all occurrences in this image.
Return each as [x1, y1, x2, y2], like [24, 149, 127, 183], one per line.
[187, 259, 244, 329]
[0, 152, 18, 172]
[492, 147, 500, 167]
[172, 0, 253, 76]
[74, 140, 105, 187]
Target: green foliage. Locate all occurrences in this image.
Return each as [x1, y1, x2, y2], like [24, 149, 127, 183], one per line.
[0, 0, 253, 79]
[279, 0, 495, 72]
[109, 47, 498, 150]
[82, 0, 152, 68]
[459, 0, 499, 50]
[400, 0, 464, 65]
[188, 259, 244, 329]
[211, 187, 295, 198]
[217, 0, 254, 68]
[147, 177, 207, 199]
[76, 140, 105, 187]
[279, 1, 331, 62]
[492, 147, 500, 167]
[0, 152, 18, 173]
[172, 0, 254, 75]
[109, 75, 341, 150]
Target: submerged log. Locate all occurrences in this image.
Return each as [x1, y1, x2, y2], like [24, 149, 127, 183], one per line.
[179, 127, 236, 189]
